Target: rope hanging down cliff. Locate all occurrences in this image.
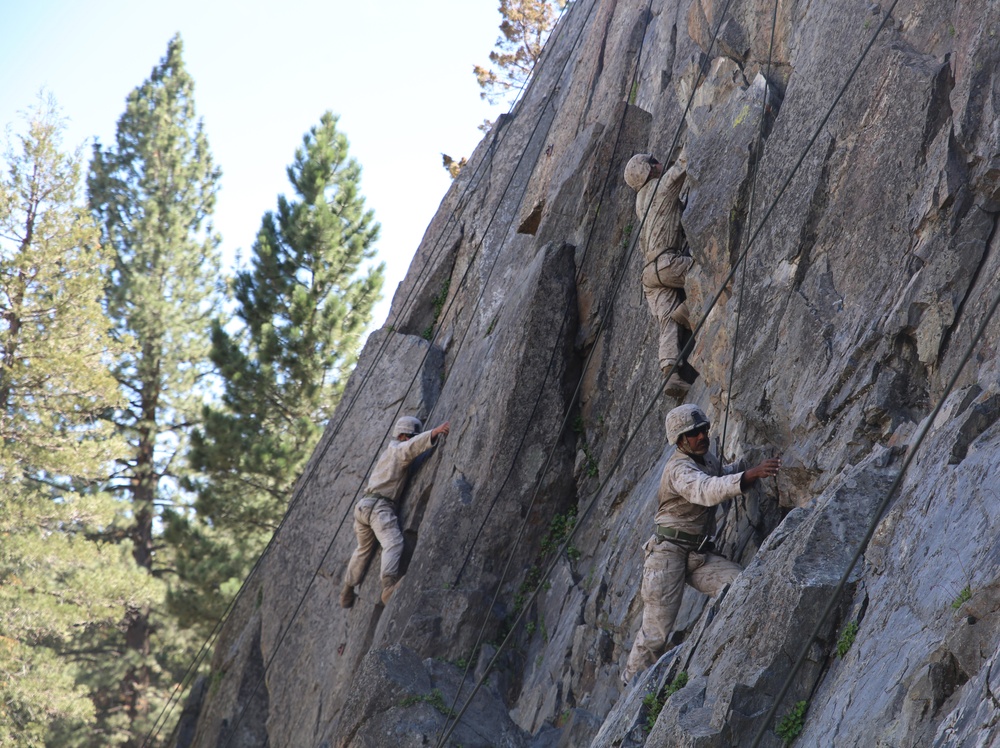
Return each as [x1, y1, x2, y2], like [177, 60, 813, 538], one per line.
[435, 0, 745, 739]
[712, 0, 781, 563]
[141, 74, 540, 748]
[749, 286, 1000, 746]
[141, 11, 576, 747]
[738, 2, 994, 740]
[436, 1, 923, 743]
[208, 1, 609, 745]
[449, 0, 672, 588]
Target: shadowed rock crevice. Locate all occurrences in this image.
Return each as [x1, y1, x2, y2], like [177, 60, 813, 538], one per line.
[392, 231, 462, 340]
[917, 55, 954, 168]
[948, 391, 1000, 464]
[790, 135, 835, 292]
[937, 206, 1000, 362]
[216, 618, 270, 748]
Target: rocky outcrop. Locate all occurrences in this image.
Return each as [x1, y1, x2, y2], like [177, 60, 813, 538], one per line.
[187, 0, 1000, 746]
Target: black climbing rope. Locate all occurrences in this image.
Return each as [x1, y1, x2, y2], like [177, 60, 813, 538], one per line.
[435, 0, 746, 742]
[712, 0, 781, 561]
[212, 1, 608, 744]
[439, 0, 927, 740]
[142, 24, 557, 748]
[748, 247, 1000, 747]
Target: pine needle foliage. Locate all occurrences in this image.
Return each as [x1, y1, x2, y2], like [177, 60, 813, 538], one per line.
[171, 112, 384, 628]
[87, 34, 222, 740]
[474, 0, 569, 105]
[0, 95, 149, 746]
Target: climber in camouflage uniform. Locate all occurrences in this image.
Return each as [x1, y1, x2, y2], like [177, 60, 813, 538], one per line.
[624, 150, 696, 398]
[341, 415, 450, 608]
[621, 404, 781, 686]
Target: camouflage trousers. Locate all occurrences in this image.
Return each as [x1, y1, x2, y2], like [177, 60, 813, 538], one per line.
[343, 496, 404, 588]
[622, 535, 740, 685]
[641, 251, 692, 371]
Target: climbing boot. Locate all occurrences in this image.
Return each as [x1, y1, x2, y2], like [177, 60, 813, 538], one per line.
[339, 583, 356, 609]
[663, 372, 690, 399]
[677, 360, 700, 385]
[380, 576, 400, 605]
[669, 301, 692, 329]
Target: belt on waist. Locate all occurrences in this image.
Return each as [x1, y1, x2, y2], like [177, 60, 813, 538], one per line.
[656, 525, 705, 546]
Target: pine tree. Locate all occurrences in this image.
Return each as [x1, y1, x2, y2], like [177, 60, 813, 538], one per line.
[0, 96, 151, 746]
[474, 0, 569, 105]
[169, 112, 384, 627]
[87, 35, 221, 742]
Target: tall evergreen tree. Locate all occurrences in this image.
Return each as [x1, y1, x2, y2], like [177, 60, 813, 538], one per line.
[87, 35, 221, 742]
[169, 112, 383, 626]
[0, 97, 150, 746]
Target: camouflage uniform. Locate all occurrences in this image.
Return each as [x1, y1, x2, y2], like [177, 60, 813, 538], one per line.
[630, 154, 692, 377]
[343, 425, 438, 597]
[622, 448, 743, 685]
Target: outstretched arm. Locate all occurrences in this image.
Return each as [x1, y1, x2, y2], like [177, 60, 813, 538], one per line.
[740, 457, 781, 491]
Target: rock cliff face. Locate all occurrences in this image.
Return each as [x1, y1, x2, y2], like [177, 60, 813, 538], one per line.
[186, 0, 1000, 746]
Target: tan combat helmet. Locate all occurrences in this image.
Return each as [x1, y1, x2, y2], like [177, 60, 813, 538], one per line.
[394, 416, 422, 439]
[665, 404, 710, 445]
[624, 153, 656, 191]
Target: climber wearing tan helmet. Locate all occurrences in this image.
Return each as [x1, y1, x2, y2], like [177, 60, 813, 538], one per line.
[621, 403, 781, 686]
[624, 149, 696, 398]
[340, 415, 450, 608]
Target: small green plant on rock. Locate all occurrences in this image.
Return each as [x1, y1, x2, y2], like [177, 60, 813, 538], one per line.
[776, 700, 808, 745]
[208, 668, 227, 697]
[422, 277, 452, 340]
[642, 671, 687, 733]
[432, 277, 451, 320]
[836, 620, 859, 658]
[951, 585, 973, 610]
[400, 688, 456, 717]
[540, 508, 578, 558]
[664, 670, 688, 697]
[572, 415, 600, 479]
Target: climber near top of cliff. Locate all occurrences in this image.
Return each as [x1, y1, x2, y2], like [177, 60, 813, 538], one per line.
[621, 403, 781, 686]
[340, 415, 450, 608]
[625, 149, 699, 399]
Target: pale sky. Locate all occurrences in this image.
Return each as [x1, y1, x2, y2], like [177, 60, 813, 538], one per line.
[0, 0, 508, 326]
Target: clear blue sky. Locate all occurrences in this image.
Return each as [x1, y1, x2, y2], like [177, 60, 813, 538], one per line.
[0, 0, 506, 326]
